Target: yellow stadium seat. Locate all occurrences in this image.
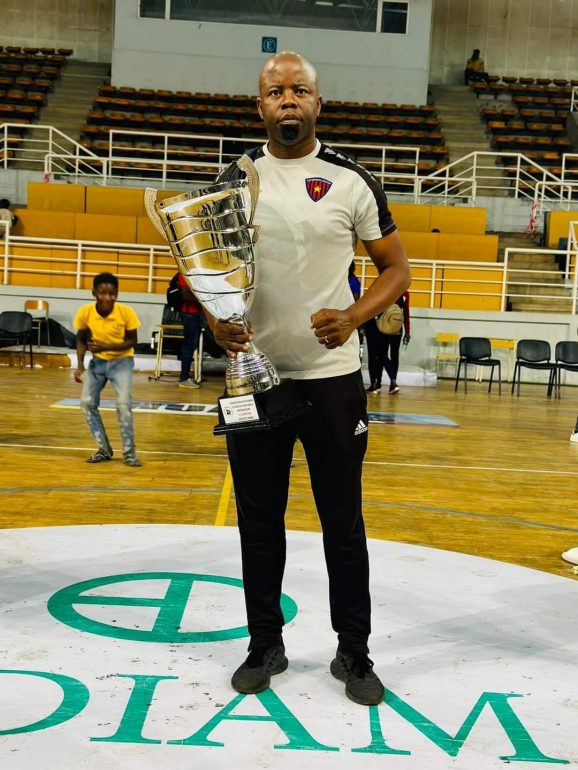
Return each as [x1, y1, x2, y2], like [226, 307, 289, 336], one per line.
[438, 233, 498, 261]
[27, 182, 86, 213]
[389, 203, 431, 232]
[399, 231, 439, 260]
[137, 216, 167, 246]
[13, 209, 76, 240]
[85, 186, 146, 217]
[546, 211, 578, 248]
[430, 206, 486, 234]
[74, 214, 137, 244]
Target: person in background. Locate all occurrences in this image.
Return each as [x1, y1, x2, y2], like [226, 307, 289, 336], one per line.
[0, 198, 17, 236]
[348, 261, 361, 300]
[74, 272, 142, 467]
[365, 291, 411, 395]
[177, 273, 203, 389]
[464, 49, 490, 86]
[348, 261, 364, 360]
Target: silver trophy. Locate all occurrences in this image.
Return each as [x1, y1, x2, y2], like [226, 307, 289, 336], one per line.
[145, 156, 308, 434]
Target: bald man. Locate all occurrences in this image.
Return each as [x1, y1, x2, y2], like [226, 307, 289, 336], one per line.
[209, 52, 410, 705]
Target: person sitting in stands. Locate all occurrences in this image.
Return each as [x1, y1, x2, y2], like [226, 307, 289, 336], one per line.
[464, 49, 490, 86]
[0, 198, 17, 237]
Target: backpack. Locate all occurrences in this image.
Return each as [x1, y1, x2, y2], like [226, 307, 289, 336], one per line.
[376, 303, 404, 335]
[166, 272, 184, 313]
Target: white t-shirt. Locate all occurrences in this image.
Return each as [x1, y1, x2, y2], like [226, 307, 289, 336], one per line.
[0, 208, 15, 232]
[223, 140, 396, 379]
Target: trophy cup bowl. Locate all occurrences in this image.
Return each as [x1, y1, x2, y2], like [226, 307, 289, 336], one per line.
[145, 156, 309, 434]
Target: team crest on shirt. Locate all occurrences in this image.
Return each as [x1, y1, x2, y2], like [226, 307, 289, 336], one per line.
[305, 177, 332, 202]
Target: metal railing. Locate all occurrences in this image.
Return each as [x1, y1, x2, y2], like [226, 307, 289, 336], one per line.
[1, 234, 170, 293]
[0, 123, 98, 172]
[418, 151, 561, 204]
[534, 179, 578, 213]
[3, 229, 578, 313]
[571, 86, 578, 112]
[3, 122, 577, 210]
[503, 246, 578, 314]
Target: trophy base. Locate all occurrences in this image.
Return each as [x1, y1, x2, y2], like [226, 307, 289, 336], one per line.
[213, 379, 311, 435]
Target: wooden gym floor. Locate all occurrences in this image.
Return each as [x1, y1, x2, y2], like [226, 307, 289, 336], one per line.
[0, 366, 577, 581]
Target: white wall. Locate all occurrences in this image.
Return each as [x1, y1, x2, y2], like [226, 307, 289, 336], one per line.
[2, 285, 577, 386]
[111, 1, 433, 105]
[431, 0, 578, 85]
[0, 285, 165, 351]
[1, 0, 114, 63]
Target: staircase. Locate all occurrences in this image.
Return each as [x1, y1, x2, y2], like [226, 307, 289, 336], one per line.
[501, 232, 572, 312]
[38, 60, 109, 141]
[429, 84, 506, 192]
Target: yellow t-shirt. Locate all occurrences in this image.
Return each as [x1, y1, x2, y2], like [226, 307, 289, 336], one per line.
[73, 302, 141, 361]
[466, 57, 485, 73]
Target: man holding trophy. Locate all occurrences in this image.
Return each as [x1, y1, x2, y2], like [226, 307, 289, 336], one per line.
[147, 52, 410, 705]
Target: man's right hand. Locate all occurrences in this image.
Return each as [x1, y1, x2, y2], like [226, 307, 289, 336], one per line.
[211, 319, 253, 358]
[74, 367, 85, 383]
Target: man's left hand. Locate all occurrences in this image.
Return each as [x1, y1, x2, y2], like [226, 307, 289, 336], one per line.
[311, 308, 357, 349]
[403, 334, 410, 346]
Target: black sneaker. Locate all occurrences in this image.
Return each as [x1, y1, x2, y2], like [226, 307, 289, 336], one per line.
[330, 650, 384, 705]
[231, 644, 288, 694]
[366, 384, 381, 394]
[86, 448, 113, 464]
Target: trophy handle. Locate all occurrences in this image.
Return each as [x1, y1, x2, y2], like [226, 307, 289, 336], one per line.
[236, 155, 259, 228]
[144, 188, 168, 241]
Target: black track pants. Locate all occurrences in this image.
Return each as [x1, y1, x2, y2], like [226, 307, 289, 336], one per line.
[226, 370, 371, 654]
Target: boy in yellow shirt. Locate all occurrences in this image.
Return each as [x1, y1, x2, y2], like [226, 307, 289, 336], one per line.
[74, 272, 142, 466]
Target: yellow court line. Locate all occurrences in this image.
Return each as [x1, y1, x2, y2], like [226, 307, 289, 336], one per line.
[215, 463, 233, 526]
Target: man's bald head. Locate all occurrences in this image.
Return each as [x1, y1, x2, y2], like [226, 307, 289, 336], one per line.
[257, 51, 322, 158]
[258, 52, 319, 95]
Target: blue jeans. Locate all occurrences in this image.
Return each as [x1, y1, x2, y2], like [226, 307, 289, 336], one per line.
[180, 313, 202, 381]
[81, 356, 136, 456]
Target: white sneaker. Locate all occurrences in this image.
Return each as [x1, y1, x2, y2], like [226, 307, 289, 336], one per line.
[561, 547, 578, 565]
[570, 431, 578, 443]
[178, 379, 200, 389]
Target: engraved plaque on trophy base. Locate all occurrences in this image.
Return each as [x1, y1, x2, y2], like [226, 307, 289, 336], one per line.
[214, 379, 311, 435]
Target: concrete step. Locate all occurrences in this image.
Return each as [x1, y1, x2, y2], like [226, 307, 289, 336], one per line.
[508, 285, 570, 297]
[507, 271, 564, 282]
[507, 253, 559, 264]
[509, 299, 572, 312]
[443, 131, 488, 141]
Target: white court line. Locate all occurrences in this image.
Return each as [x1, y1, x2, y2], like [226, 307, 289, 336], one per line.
[1, 441, 578, 477]
[0, 442, 228, 459]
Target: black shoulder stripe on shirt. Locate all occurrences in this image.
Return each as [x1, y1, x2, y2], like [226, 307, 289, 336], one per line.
[215, 146, 266, 184]
[317, 143, 397, 237]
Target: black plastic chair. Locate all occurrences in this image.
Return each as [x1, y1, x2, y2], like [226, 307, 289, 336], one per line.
[0, 311, 33, 368]
[511, 339, 556, 396]
[454, 337, 501, 394]
[553, 340, 578, 398]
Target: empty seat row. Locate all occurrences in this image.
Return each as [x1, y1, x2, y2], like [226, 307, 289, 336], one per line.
[0, 104, 40, 120]
[496, 76, 578, 86]
[449, 337, 578, 396]
[488, 120, 565, 136]
[0, 46, 72, 56]
[96, 85, 438, 118]
[481, 106, 568, 122]
[474, 81, 575, 97]
[89, 97, 442, 134]
[492, 135, 572, 152]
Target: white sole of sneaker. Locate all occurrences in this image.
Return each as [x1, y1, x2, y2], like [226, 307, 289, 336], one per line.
[561, 547, 578, 565]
